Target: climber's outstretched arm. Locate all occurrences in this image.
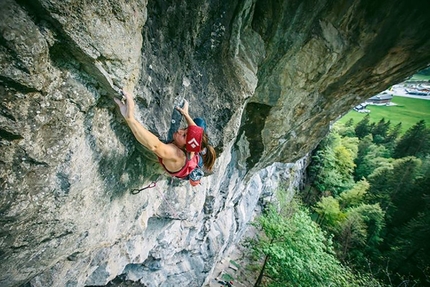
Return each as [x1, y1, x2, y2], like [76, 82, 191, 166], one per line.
[114, 90, 174, 159]
[176, 100, 196, 127]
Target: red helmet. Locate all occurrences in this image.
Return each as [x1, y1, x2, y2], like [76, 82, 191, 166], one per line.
[186, 125, 204, 152]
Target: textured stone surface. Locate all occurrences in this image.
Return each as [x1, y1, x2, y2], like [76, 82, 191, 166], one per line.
[1, 0, 430, 286]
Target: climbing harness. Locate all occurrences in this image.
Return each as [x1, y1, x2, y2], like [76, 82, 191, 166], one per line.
[131, 181, 157, 194]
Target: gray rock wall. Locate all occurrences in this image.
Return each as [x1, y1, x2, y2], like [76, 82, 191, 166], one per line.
[1, 0, 430, 286]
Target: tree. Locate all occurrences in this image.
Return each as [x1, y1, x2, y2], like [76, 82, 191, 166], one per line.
[306, 118, 430, 287]
[354, 136, 392, 181]
[384, 122, 402, 153]
[367, 157, 421, 225]
[393, 120, 430, 159]
[355, 114, 372, 139]
[345, 118, 354, 127]
[389, 195, 430, 286]
[335, 204, 384, 264]
[388, 162, 428, 228]
[308, 131, 357, 196]
[248, 199, 380, 287]
[371, 118, 391, 145]
[337, 119, 356, 137]
[362, 167, 430, 286]
[314, 196, 344, 229]
[334, 145, 356, 179]
[350, 204, 385, 250]
[354, 135, 373, 180]
[338, 179, 369, 209]
[312, 180, 385, 269]
[336, 211, 367, 261]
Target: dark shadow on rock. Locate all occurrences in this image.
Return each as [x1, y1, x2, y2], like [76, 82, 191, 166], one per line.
[234, 102, 271, 171]
[94, 105, 165, 201]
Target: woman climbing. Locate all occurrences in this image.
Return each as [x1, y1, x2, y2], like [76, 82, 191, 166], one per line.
[114, 90, 216, 186]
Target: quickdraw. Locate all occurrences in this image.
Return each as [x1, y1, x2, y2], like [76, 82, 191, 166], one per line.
[131, 181, 157, 194]
[131, 180, 179, 218]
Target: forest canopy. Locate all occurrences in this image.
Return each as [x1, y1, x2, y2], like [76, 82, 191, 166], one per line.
[247, 117, 430, 286]
[304, 117, 430, 286]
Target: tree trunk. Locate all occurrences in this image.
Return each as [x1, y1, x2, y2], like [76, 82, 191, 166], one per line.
[254, 253, 270, 287]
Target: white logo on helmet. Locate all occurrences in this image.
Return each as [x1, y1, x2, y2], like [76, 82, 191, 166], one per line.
[187, 138, 200, 149]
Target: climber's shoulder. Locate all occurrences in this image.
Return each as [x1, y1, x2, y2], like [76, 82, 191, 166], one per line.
[155, 142, 185, 160]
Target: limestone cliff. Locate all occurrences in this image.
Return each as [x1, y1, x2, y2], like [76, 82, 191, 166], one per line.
[1, 0, 430, 286]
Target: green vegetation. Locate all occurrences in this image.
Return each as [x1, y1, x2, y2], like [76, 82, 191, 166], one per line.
[246, 92, 430, 287]
[246, 199, 380, 287]
[408, 73, 430, 81]
[407, 66, 430, 81]
[247, 118, 430, 286]
[221, 273, 235, 282]
[338, 96, 430, 134]
[304, 119, 430, 287]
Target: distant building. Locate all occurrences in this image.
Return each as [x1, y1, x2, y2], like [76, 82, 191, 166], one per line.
[366, 92, 393, 104]
[405, 87, 430, 96]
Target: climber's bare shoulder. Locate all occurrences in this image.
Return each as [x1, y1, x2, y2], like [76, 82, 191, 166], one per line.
[157, 143, 186, 171]
[156, 142, 185, 161]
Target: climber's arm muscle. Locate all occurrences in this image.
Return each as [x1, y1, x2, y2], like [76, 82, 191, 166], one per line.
[114, 90, 178, 160]
[125, 118, 176, 159]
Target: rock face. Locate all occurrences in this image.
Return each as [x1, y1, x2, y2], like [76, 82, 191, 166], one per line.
[1, 0, 430, 286]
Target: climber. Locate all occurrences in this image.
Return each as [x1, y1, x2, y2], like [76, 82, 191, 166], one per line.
[114, 90, 216, 186]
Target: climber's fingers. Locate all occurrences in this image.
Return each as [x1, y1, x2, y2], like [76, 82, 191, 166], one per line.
[176, 99, 189, 115]
[113, 97, 123, 107]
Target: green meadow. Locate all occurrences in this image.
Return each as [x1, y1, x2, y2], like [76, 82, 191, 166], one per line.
[408, 73, 430, 81]
[338, 96, 430, 134]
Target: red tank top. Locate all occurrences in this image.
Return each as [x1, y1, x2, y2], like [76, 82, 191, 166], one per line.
[158, 153, 200, 179]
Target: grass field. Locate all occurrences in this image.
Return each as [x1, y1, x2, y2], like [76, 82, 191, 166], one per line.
[408, 74, 430, 82]
[337, 96, 430, 134]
